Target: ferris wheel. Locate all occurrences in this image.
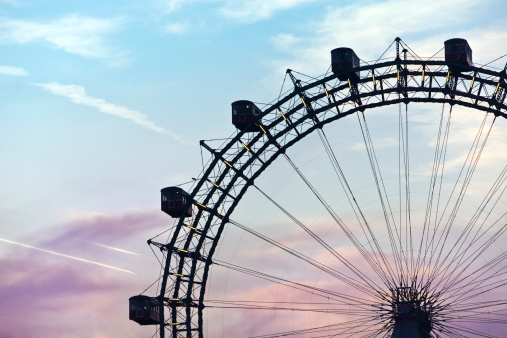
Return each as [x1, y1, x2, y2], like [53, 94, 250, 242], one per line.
[130, 37, 507, 337]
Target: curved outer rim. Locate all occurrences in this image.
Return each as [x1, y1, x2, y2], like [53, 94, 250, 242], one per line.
[157, 58, 507, 338]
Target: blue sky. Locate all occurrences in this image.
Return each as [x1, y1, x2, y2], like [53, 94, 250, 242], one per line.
[1, 0, 507, 337]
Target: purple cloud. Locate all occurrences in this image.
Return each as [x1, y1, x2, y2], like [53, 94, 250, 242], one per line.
[0, 207, 169, 337]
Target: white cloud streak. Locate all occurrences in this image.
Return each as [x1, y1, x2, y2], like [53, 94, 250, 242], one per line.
[218, 0, 316, 23]
[161, 0, 194, 13]
[159, 0, 316, 22]
[0, 14, 125, 60]
[84, 240, 141, 256]
[0, 237, 135, 274]
[0, 65, 28, 76]
[34, 82, 177, 136]
[270, 33, 299, 52]
[1, 0, 20, 5]
[164, 22, 189, 34]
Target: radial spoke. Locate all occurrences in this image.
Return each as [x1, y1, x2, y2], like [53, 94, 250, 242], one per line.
[226, 217, 386, 299]
[213, 258, 382, 304]
[281, 152, 395, 290]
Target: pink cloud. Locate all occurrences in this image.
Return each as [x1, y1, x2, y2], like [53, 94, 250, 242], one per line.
[205, 275, 381, 336]
[41, 207, 168, 247]
[0, 255, 150, 337]
[0, 207, 169, 337]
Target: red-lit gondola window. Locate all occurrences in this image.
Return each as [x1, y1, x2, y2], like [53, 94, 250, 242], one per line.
[233, 104, 245, 122]
[452, 42, 470, 62]
[334, 52, 352, 70]
[453, 43, 459, 60]
[168, 191, 175, 208]
[241, 104, 251, 122]
[332, 52, 339, 64]
[446, 42, 461, 60]
[162, 194, 167, 207]
[458, 43, 466, 60]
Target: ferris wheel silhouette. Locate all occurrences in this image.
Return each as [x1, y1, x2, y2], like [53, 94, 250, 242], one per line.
[130, 37, 507, 337]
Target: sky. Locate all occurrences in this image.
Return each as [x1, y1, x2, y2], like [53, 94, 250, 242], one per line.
[1, 0, 507, 337]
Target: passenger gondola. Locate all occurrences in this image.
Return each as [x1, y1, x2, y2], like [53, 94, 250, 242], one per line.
[161, 187, 192, 218]
[231, 100, 262, 132]
[444, 38, 473, 72]
[331, 47, 360, 82]
[129, 295, 160, 325]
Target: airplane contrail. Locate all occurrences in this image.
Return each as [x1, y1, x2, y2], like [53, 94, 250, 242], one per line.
[84, 240, 141, 256]
[0, 237, 135, 274]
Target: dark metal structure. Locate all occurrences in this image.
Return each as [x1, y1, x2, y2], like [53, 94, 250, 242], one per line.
[392, 287, 432, 337]
[132, 37, 507, 337]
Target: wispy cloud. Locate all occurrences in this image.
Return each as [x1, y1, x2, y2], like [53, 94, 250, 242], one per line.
[39, 207, 168, 257]
[164, 22, 189, 34]
[0, 0, 21, 4]
[34, 82, 182, 138]
[0, 14, 125, 60]
[218, 0, 317, 23]
[0, 65, 28, 76]
[270, 33, 299, 52]
[161, 0, 195, 13]
[159, 0, 316, 23]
